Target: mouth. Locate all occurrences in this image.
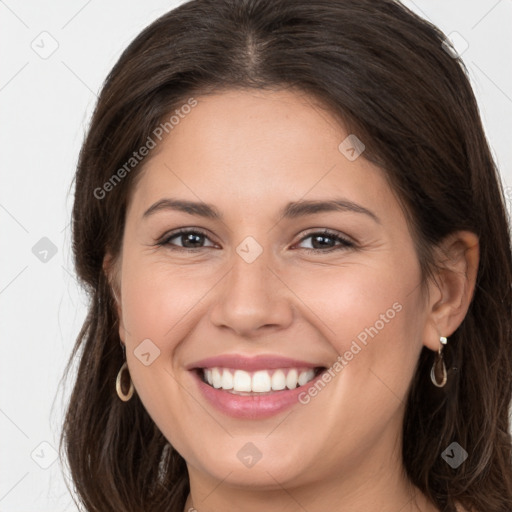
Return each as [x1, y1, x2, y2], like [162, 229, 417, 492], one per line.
[195, 366, 326, 395]
[187, 354, 331, 418]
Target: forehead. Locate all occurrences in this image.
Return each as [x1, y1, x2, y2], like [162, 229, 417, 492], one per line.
[127, 88, 395, 222]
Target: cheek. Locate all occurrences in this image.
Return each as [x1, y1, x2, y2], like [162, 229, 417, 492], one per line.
[283, 255, 424, 400]
[118, 257, 211, 451]
[295, 266, 424, 463]
[119, 255, 212, 343]
[117, 257, 201, 402]
[283, 257, 418, 345]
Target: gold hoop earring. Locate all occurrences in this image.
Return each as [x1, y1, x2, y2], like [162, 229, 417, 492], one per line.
[116, 361, 134, 401]
[430, 336, 448, 388]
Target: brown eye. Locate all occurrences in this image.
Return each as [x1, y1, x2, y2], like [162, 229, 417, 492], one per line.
[295, 230, 355, 253]
[158, 229, 216, 250]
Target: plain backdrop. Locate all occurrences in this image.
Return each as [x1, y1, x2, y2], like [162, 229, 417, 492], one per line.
[1, 1, 511, 510]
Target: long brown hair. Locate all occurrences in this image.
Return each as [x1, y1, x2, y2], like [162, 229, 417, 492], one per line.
[60, 1, 512, 510]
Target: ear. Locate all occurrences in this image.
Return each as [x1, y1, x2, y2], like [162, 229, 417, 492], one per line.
[422, 231, 479, 351]
[102, 252, 126, 342]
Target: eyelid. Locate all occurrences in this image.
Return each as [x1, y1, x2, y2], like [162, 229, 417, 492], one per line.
[292, 228, 355, 252]
[294, 227, 355, 244]
[157, 227, 217, 249]
[157, 227, 356, 255]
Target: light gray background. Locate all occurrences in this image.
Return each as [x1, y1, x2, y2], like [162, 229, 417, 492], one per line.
[1, 1, 511, 510]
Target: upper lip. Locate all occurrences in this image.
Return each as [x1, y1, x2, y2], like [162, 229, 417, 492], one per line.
[186, 354, 325, 371]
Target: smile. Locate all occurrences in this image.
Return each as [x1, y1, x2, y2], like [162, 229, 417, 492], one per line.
[200, 367, 323, 394]
[187, 354, 329, 418]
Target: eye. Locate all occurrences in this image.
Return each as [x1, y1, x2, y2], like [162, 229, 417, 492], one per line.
[294, 229, 355, 253]
[157, 228, 217, 251]
[156, 228, 355, 253]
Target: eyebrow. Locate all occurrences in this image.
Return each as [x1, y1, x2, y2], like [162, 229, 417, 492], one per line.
[142, 197, 380, 224]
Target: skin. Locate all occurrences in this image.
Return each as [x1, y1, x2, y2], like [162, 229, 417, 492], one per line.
[105, 88, 478, 512]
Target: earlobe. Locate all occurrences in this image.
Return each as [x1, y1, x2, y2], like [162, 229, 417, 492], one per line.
[423, 231, 479, 351]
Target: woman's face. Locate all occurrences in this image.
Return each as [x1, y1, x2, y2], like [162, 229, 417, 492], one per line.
[113, 88, 438, 490]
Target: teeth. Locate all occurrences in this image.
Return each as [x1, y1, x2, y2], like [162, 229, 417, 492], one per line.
[201, 367, 318, 393]
[271, 369, 286, 390]
[252, 370, 271, 392]
[233, 370, 252, 392]
[212, 368, 222, 388]
[298, 370, 313, 386]
[286, 369, 298, 390]
[221, 368, 234, 390]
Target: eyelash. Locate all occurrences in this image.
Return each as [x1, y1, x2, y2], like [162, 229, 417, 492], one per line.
[156, 228, 355, 254]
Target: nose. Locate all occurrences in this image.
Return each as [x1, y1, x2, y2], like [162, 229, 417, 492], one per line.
[209, 246, 294, 338]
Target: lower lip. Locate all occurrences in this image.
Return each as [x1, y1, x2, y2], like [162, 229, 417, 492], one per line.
[190, 369, 325, 419]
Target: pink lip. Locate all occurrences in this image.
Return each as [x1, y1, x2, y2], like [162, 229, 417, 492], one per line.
[187, 354, 322, 371]
[187, 354, 326, 419]
[190, 370, 326, 419]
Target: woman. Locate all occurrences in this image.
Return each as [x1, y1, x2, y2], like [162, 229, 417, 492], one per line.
[60, 0, 512, 511]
